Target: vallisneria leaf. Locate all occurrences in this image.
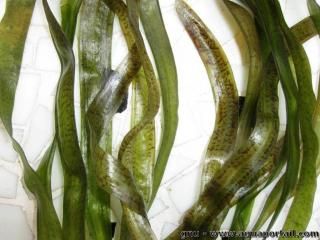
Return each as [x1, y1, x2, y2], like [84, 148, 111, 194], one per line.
[0, 0, 35, 135]
[102, 1, 158, 237]
[36, 138, 57, 199]
[118, 69, 157, 240]
[79, 0, 114, 239]
[113, 0, 163, 237]
[87, 67, 146, 216]
[103, 0, 136, 50]
[12, 141, 63, 240]
[216, 14, 319, 233]
[278, 0, 318, 235]
[308, 0, 320, 31]
[129, 70, 156, 206]
[223, 0, 262, 148]
[175, 0, 238, 193]
[60, 0, 82, 44]
[291, 17, 318, 43]
[95, 146, 147, 218]
[250, 18, 320, 230]
[262, 1, 318, 234]
[42, 0, 87, 239]
[223, 1, 262, 232]
[167, 50, 279, 238]
[136, 0, 179, 206]
[35, 139, 60, 240]
[308, 0, 320, 175]
[85, 22, 153, 237]
[250, 0, 301, 233]
[0, 2, 62, 240]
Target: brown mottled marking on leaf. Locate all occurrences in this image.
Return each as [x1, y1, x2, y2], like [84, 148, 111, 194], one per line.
[176, 0, 239, 190]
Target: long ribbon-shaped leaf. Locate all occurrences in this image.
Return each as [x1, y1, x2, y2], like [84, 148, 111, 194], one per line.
[176, 0, 238, 192]
[136, 0, 179, 205]
[170, 2, 280, 236]
[129, 70, 156, 206]
[117, 0, 161, 238]
[167, 52, 279, 238]
[36, 139, 57, 199]
[229, 138, 284, 235]
[85, 21, 153, 231]
[250, 0, 301, 233]
[12, 141, 63, 240]
[60, 0, 82, 44]
[87, 67, 146, 214]
[79, 0, 114, 239]
[102, 1, 158, 238]
[250, 14, 320, 231]
[291, 17, 318, 43]
[42, 1, 87, 239]
[260, 1, 318, 233]
[243, 24, 319, 237]
[216, 15, 319, 232]
[0, 2, 62, 240]
[223, 0, 262, 148]
[117, 71, 157, 240]
[308, 0, 320, 177]
[35, 139, 59, 240]
[0, 0, 35, 135]
[279, 0, 318, 234]
[223, 1, 263, 233]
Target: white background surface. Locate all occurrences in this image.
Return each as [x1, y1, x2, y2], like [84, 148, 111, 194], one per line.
[0, 0, 320, 239]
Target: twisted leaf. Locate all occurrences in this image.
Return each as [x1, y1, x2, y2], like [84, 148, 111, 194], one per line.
[42, 0, 87, 239]
[170, 3, 279, 237]
[79, 0, 114, 239]
[0, 1, 62, 239]
[176, 0, 238, 193]
[136, 0, 179, 205]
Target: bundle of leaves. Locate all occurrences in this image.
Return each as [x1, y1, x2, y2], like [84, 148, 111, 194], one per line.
[0, 0, 319, 239]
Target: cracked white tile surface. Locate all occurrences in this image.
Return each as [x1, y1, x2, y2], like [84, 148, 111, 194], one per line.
[0, 204, 34, 240]
[1, 0, 320, 239]
[0, 167, 18, 199]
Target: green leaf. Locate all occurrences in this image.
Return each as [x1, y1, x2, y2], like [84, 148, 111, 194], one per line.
[119, 70, 157, 240]
[308, 0, 320, 32]
[60, 0, 82, 44]
[36, 138, 57, 199]
[85, 29, 153, 237]
[0, 2, 62, 239]
[42, 0, 87, 239]
[95, 146, 147, 217]
[279, 0, 318, 234]
[0, 0, 35, 135]
[129, 70, 156, 206]
[236, 15, 320, 232]
[13, 141, 63, 240]
[291, 17, 318, 43]
[251, 0, 301, 232]
[167, 53, 279, 239]
[102, 1, 159, 237]
[223, 0, 262, 149]
[308, 0, 320, 176]
[260, 1, 318, 234]
[136, 0, 179, 205]
[176, 0, 238, 192]
[78, 0, 114, 239]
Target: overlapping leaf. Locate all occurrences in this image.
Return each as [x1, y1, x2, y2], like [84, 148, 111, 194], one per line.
[0, 1, 62, 240]
[168, 2, 280, 237]
[79, 0, 114, 239]
[176, 0, 238, 193]
[42, 0, 86, 239]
